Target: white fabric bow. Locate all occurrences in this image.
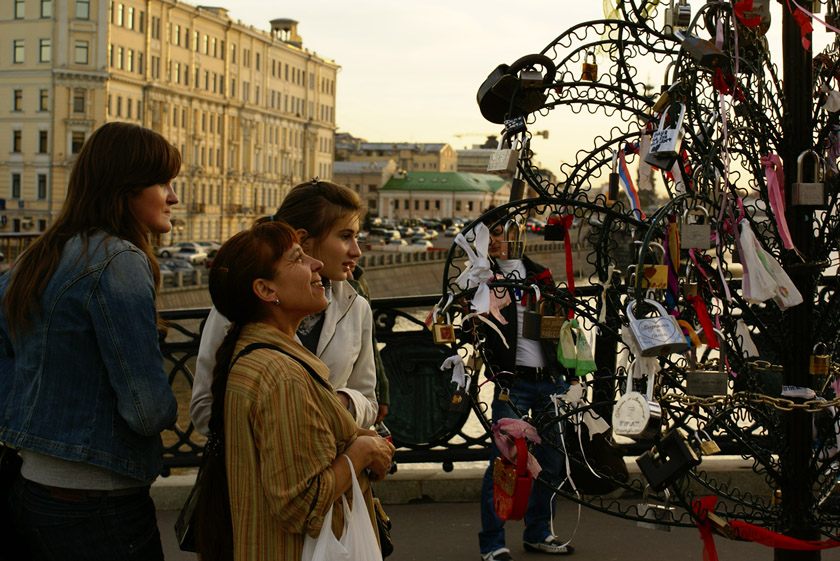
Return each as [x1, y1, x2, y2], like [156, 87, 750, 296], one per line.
[454, 224, 494, 314]
[441, 354, 469, 392]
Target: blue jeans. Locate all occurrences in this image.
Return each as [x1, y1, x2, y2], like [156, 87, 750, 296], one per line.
[9, 475, 164, 561]
[478, 377, 569, 554]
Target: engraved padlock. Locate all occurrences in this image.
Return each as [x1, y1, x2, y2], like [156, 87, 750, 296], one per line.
[612, 361, 662, 439]
[432, 307, 456, 345]
[539, 299, 565, 339]
[680, 205, 711, 250]
[810, 343, 831, 376]
[649, 103, 686, 160]
[791, 150, 827, 208]
[521, 285, 543, 341]
[499, 219, 525, 260]
[636, 428, 702, 491]
[581, 50, 597, 81]
[626, 298, 688, 357]
[686, 328, 729, 396]
[637, 487, 674, 531]
[487, 130, 520, 174]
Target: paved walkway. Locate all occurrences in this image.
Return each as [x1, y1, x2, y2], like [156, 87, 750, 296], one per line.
[157, 499, 774, 561]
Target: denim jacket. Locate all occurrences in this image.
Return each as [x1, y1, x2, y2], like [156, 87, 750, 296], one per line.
[0, 231, 177, 483]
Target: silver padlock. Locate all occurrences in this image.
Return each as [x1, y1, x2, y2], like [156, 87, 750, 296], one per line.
[649, 103, 686, 159]
[626, 299, 688, 357]
[499, 219, 525, 260]
[686, 329, 729, 397]
[612, 361, 662, 440]
[637, 487, 674, 531]
[680, 206, 711, 250]
[663, 0, 691, 35]
[791, 150, 827, 208]
[487, 131, 520, 174]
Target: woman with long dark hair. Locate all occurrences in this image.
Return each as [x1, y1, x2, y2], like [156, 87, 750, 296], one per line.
[194, 220, 394, 560]
[0, 122, 180, 559]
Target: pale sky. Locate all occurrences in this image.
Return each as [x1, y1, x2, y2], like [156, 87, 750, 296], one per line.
[221, 1, 832, 177]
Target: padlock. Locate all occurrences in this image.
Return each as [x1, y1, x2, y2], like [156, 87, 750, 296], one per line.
[612, 361, 662, 439]
[791, 150, 828, 208]
[676, 30, 730, 70]
[686, 329, 729, 396]
[626, 298, 688, 357]
[476, 53, 556, 124]
[636, 487, 674, 531]
[498, 387, 510, 403]
[581, 50, 597, 81]
[499, 219, 525, 260]
[487, 131, 520, 174]
[543, 216, 565, 241]
[449, 387, 469, 416]
[607, 151, 620, 202]
[539, 299, 565, 339]
[694, 429, 721, 456]
[432, 309, 456, 345]
[649, 103, 686, 160]
[680, 206, 712, 250]
[634, 241, 668, 291]
[636, 428, 702, 491]
[522, 285, 543, 341]
[663, 0, 692, 35]
[810, 343, 831, 376]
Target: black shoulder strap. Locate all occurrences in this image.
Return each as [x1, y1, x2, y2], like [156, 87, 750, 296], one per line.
[230, 342, 331, 391]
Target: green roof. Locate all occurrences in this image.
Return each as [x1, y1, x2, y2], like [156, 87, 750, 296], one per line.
[380, 172, 508, 193]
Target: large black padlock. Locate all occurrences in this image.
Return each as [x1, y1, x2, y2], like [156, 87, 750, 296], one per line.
[477, 54, 556, 124]
[521, 285, 543, 341]
[636, 428, 701, 491]
[676, 31, 730, 71]
[543, 216, 566, 241]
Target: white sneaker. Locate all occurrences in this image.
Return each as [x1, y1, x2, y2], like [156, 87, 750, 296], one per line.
[523, 536, 575, 555]
[480, 547, 514, 561]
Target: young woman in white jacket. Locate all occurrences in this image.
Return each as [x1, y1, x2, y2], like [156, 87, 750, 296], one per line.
[190, 180, 378, 432]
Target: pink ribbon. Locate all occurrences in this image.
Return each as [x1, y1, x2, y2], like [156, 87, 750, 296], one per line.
[760, 154, 797, 253]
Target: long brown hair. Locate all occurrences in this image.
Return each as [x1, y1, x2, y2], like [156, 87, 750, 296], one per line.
[195, 220, 298, 561]
[272, 179, 364, 242]
[2, 122, 180, 337]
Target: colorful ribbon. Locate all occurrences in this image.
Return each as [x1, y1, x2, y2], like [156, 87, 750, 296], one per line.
[760, 154, 798, 253]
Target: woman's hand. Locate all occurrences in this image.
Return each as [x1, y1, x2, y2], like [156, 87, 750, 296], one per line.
[361, 435, 395, 482]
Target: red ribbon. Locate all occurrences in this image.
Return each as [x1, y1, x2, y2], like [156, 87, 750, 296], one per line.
[687, 295, 718, 349]
[786, 0, 813, 51]
[733, 0, 762, 28]
[560, 215, 576, 318]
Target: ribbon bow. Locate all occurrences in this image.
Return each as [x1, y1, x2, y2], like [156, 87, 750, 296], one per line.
[454, 223, 494, 314]
[441, 354, 469, 392]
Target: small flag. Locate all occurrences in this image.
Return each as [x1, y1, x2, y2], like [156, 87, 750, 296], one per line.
[618, 149, 645, 220]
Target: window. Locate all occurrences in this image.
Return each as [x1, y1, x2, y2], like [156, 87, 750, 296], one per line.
[117, 46, 123, 69]
[255, 52, 260, 70]
[127, 6, 133, 29]
[14, 0, 24, 19]
[39, 89, 48, 111]
[38, 130, 47, 153]
[126, 98, 131, 118]
[37, 174, 47, 199]
[11, 174, 20, 199]
[127, 49, 133, 72]
[404, 200, 409, 210]
[116, 3, 123, 26]
[202, 34, 208, 54]
[75, 0, 89, 18]
[174, 24, 180, 46]
[137, 52, 143, 74]
[13, 40, 24, 64]
[116, 96, 121, 116]
[212, 37, 217, 57]
[69, 88, 85, 114]
[39, 39, 51, 62]
[230, 44, 236, 63]
[13, 90, 22, 111]
[136, 99, 142, 120]
[40, 0, 52, 18]
[74, 40, 88, 64]
[174, 62, 180, 84]
[193, 30, 198, 51]
[138, 10, 144, 31]
[456, 201, 462, 212]
[151, 16, 159, 39]
[71, 131, 85, 154]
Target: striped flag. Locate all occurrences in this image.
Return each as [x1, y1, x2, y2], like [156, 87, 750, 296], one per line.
[618, 149, 645, 220]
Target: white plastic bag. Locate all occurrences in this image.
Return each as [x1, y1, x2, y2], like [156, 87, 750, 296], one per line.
[301, 455, 380, 561]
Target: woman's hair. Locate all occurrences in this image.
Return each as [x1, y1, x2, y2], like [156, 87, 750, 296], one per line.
[2, 122, 180, 337]
[272, 179, 364, 241]
[195, 220, 298, 561]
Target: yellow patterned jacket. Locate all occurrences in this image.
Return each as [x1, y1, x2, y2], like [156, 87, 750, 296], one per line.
[224, 321, 375, 560]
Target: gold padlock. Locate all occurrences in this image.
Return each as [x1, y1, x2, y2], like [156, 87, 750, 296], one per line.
[581, 50, 597, 81]
[635, 241, 669, 291]
[539, 299, 565, 339]
[432, 307, 456, 345]
[810, 343, 831, 375]
[498, 387, 510, 403]
[694, 429, 721, 456]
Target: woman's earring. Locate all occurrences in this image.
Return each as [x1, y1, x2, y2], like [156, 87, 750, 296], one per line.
[274, 297, 280, 307]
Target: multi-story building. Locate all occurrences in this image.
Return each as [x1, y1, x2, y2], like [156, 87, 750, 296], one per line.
[378, 171, 510, 221]
[0, 1, 338, 243]
[336, 133, 457, 173]
[333, 159, 396, 218]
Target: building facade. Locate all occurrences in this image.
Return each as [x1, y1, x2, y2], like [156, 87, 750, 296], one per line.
[378, 171, 510, 221]
[336, 134, 457, 173]
[333, 159, 396, 217]
[0, 0, 338, 243]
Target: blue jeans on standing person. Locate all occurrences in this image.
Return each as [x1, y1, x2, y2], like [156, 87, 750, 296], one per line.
[479, 376, 570, 555]
[8, 475, 164, 561]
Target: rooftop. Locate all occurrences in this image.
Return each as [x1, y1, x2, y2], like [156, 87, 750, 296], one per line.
[380, 171, 508, 193]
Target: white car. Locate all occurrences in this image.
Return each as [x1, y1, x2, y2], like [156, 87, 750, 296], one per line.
[412, 240, 434, 248]
[444, 226, 460, 237]
[156, 241, 203, 258]
[172, 246, 208, 265]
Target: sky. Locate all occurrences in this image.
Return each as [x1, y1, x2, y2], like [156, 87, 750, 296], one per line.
[219, 1, 833, 177]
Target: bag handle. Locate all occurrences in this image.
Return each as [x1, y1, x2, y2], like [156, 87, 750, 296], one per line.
[231, 342, 331, 391]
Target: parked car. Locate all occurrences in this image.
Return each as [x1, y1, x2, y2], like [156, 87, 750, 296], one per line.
[196, 241, 221, 257]
[411, 240, 434, 249]
[160, 259, 195, 274]
[172, 246, 208, 265]
[386, 239, 408, 247]
[156, 241, 203, 258]
[444, 226, 460, 237]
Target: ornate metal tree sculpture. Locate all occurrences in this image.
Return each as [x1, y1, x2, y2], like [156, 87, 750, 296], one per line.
[435, 1, 840, 558]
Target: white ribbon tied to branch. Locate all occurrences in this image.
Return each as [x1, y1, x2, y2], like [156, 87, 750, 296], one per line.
[441, 354, 470, 392]
[454, 223, 494, 315]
